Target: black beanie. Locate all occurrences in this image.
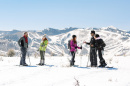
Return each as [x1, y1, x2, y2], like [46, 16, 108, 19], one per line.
[72, 35, 76, 38]
[95, 34, 100, 38]
[91, 30, 95, 34]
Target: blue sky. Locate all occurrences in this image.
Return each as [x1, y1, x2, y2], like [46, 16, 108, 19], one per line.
[0, 0, 130, 30]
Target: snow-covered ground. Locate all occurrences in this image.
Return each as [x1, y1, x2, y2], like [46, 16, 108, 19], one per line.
[0, 55, 130, 86]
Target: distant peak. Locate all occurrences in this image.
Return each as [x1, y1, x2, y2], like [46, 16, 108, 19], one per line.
[108, 26, 117, 29]
[101, 26, 118, 30]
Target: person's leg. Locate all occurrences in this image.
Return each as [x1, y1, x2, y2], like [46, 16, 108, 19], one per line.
[90, 48, 93, 66]
[23, 48, 27, 65]
[20, 47, 27, 65]
[91, 48, 97, 67]
[20, 48, 23, 65]
[42, 51, 45, 65]
[71, 52, 75, 66]
[93, 48, 97, 66]
[73, 52, 75, 65]
[98, 49, 106, 67]
[40, 51, 44, 65]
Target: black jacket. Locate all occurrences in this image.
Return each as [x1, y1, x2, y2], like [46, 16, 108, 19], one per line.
[95, 38, 106, 50]
[86, 36, 96, 48]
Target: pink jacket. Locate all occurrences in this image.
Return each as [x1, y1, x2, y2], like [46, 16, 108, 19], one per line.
[70, 40, 80, 52]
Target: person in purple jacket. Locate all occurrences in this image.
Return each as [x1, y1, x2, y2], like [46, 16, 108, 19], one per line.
[70, 35, 82, 66]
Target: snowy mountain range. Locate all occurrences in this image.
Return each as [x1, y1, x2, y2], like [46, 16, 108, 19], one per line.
[0, 26, 130, 56]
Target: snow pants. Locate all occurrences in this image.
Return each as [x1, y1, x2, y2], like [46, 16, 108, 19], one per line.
[90, 48, 97, 66]
[97, 49, 106, 65]
[20, 47, 27, 65]
[40, 51, 45, 64]
[71, 51, 76, 66]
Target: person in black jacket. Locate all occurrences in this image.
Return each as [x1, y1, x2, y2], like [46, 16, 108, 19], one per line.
[18, 32, 28, 66]
[94, 34, 107, 67]
[84, 30, 97, 67]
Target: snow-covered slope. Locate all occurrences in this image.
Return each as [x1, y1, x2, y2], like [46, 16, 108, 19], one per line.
[0, 27, 129, 56]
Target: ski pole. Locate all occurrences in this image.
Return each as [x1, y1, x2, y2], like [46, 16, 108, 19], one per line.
[80, 55, 82, 67]
[27, 51, 31, 65]
[95, 48, 98, 68]
[28, 56, 31, 65]
[87, 49, 90, 67]
[80, 45, 83, 67]
[87, 53, 90, 67]
[19, 51, 22, 67]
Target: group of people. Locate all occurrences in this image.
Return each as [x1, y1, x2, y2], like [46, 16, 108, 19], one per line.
[69, 30, 107, 67]
[18, 32, 48, 66]
[18, 30, 107, 67]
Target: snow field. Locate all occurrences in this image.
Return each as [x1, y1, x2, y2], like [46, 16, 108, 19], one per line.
[0, 55, 130, 86]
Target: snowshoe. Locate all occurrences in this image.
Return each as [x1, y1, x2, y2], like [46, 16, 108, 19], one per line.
[91, 65, 97, 67]
[98, 65, 104, 67]
[102, 63, 107, 67]
[22, 64, 28, 66]
[98, 63, 107, 67]
[37, 63, 45, 66]
[73, 65, 79, 67]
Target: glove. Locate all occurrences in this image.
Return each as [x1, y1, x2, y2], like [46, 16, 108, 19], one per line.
[80, 46, 82, 49]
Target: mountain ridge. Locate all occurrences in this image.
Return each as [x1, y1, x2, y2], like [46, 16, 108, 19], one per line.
[0, 26, 129, 57]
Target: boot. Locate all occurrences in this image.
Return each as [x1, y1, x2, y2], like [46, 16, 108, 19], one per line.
[91, 65, 97, 67]
[70, 61, 74, 66]
[99, 60, 106, 67]
[98, 63, 107, 67]
[41, 60, 45, 66]
[98, 64, 103, 67]
[37, 63, 42, 65]
[102, 63, 107, 67]
[37, 60, 44, 66]
[23, 64, 28, 66]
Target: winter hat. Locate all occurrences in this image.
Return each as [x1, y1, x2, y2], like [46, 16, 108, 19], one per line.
[91, 30, 95, 34]
[43, 34, 46, 38]
[95, 34, 100, 38]
[72, 35, 76, 38]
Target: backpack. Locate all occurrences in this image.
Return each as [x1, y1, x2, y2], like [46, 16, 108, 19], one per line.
[100, 39, 106, 48]
[96, 39, 106, 49]
[68, 40, 71, 49]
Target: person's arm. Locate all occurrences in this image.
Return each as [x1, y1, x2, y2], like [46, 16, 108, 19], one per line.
[86, 42, 90, 45]
[18, 37, 22, 47]
[75, 44, 81, 49]
[83, 41, 90, 45]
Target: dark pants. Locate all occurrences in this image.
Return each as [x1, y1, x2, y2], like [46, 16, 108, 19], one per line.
[71, 52, 75, 65]
[40, 51, 45, 64]
[20, 47, 27, 65]
[97, 49, 106, 65]
[90, 48, 97, 66]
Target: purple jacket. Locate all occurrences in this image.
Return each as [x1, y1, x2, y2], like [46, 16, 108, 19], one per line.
[70, 40, 80, 52]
